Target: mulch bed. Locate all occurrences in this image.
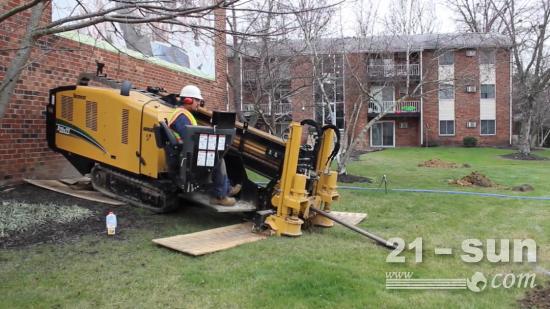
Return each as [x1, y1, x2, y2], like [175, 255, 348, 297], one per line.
[0, 184, 157, 249]
[338, 174, 372, 184]
[501, 153, 549, 161]
[519, 283, 550, 309]
[347, 148, 384, 161]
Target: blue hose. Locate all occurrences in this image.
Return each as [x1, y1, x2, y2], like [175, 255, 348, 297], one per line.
[254, 182, 550, 201]
[337, 186, 550, 201]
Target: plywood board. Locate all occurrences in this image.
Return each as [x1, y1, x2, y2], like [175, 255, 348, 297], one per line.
[330, 211, 368, 226]
[153, 222, 267, 256]
[187, 193, 257, 213]
[24, 179, 125, 206]
[59, 176, 91, 186]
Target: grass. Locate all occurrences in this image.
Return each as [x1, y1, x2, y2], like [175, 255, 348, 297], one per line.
[345, 147, 550, 195]
[1, 147, 549, 308]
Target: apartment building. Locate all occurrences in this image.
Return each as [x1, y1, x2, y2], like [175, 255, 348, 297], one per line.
[228, 33, 512, 148]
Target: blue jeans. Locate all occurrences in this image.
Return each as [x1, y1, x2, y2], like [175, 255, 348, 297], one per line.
[211, 159, 231, 199]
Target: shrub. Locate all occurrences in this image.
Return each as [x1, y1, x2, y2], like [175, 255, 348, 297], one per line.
[463, 136, 478, 147]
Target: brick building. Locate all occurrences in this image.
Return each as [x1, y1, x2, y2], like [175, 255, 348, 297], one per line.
[0, 1, 227, 184]
[228, 33, 512, 148]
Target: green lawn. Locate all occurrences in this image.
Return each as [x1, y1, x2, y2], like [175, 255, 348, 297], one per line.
[1, 147, 549, 308]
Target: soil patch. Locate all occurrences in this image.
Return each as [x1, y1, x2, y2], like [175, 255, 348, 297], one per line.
[512, 184, 535, 192]
[449, 171, 496, 187]
[0, 184, 159, 249]
[418, 159, 469, 168]
[519, 283, 550, 309]
[338, 174, 372, 183]
[501, 152, 549, 161]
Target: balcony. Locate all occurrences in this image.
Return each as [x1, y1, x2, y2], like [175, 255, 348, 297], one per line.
[368, 100, 420, 114]
[367, 64, 420, 78]
[242, 103, 292, 115]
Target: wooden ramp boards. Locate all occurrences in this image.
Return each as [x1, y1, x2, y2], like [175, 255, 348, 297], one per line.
[186, 193, 257, 213]
[330, 211, 368, 226]
[153, 222, 267, 256]
[24, 179, 125, 206]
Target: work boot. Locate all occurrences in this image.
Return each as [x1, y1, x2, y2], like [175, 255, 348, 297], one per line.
[228, 184, 242, 197]
[210, 196, 236, 207]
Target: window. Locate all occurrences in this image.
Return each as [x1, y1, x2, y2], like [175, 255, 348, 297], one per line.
[439, 83, 454, 100]
[440, 120, 455, 135]
[480, 49, 496, 64]
[481, 120, 496, 135]
[439, 51, 454, 65]
[480, 84, 495, 99]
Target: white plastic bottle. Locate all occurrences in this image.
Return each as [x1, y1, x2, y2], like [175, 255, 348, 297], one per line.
[106, 212, 117, 235]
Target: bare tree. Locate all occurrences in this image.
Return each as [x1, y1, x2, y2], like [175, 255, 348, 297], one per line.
[448, 0, 550, 155]
[446, 0, 509, 33]
[0, 0, 237, 119]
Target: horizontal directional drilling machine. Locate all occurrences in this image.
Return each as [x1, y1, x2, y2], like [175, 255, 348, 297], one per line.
[46, 72, 393, 245]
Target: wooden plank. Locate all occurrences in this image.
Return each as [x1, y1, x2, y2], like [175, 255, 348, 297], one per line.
[330, 211, 368, 226]
[187, 193, 256, 213]
[24, 179, 125, 206]
[152, 222, 267, 256]
[59, 176, 91, 186]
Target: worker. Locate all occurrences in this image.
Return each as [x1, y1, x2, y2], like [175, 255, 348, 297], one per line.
[168, 85, 241, 206]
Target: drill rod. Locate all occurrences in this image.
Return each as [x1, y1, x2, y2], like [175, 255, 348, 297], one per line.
[310, 207, 397, 250]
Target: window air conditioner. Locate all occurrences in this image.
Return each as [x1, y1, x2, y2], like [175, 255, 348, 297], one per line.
[466, 50, 476, 57]
[467, 121, 477, 128]
[466, 85, 477, 93]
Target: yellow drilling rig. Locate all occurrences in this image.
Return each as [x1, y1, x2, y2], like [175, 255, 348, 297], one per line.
[46, 71, 394, 247]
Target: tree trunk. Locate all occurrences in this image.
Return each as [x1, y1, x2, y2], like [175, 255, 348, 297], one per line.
[231, 6, 243, 122]
[0, 2, 44, 119]
[518, 113, 532, 155]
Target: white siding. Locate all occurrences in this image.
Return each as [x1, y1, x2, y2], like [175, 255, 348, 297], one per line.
[439, 99, 455, 120]
[438, 65, 454, 82]
[480, 64, 496, 84]
[480, 99, 496, 119]
[480, 63, 496, 122]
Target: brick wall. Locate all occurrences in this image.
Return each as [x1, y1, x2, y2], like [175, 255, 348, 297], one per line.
[423, 48, 511, 146]
[395, 118, 420, 146]
[0, 1, 227, 184]
[228, 45, 511, 150]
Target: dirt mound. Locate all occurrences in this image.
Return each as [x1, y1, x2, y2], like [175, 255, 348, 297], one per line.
[418, 159, 466, 168]
[519, 283, 550, 309]
[449, 171, 496, 187]
[512, 184, 535, 192]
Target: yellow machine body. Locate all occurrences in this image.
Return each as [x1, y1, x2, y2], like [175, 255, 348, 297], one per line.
[51, 86, 171, 178]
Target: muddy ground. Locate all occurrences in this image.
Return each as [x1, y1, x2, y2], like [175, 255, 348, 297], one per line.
[519, 283, 550, 309]
[0, 183, 242, 249]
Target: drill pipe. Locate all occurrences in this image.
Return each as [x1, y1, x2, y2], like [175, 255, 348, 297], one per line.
[310, 207, 397, 250]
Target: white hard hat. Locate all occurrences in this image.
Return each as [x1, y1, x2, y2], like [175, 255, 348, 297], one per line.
[180, 85, 203, 100]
